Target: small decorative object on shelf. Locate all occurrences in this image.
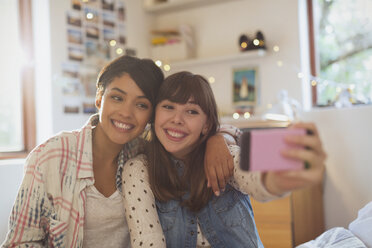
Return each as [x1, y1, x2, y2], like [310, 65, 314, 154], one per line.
[150, 24, 195, 63]
[238, 30, 267, 52]
[239, 34, 251, 52]
[253, 31, 266, 50]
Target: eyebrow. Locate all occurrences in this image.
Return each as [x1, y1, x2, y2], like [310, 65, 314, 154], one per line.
[111, 87, 148, 100]
[187, 100, 198, 105]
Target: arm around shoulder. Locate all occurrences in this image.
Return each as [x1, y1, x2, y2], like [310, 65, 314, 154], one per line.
[228, 145, 282, 202]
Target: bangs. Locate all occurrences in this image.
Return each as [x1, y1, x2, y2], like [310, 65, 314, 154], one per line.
[157, 72, 210, 114]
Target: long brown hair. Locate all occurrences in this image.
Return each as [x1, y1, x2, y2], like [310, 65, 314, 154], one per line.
[147, 71, 220, 212]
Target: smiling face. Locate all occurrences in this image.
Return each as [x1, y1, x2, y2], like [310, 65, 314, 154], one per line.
[95, 73, 152, 147]
[154, 98, 209, 160]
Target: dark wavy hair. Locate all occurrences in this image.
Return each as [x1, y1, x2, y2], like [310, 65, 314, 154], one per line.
[147, 71, 220, 212]
[96, 55, 164, 121]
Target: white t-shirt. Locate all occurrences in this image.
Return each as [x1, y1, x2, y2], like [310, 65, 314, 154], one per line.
[83, 185, 130, 248]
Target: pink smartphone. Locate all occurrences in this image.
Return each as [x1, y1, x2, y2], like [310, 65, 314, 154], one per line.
[240, 128, 306, 171]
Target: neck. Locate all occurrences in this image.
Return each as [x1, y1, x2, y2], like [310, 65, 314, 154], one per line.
[92, 125, 123, 166]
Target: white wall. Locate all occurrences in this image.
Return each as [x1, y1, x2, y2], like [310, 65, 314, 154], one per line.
[33, 0, 152, 143]
[152, 0, 304, 115]
[302, 105, 372, 229]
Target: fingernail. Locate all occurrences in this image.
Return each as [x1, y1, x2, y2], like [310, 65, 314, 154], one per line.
[215, 191, 220, 196]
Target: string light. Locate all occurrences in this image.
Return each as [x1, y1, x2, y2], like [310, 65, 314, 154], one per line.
[155, 60, 162, 67]
[116, 48, 123, 55]
[208, 77, 215, 84]
[232, 113, 240, 119]
[243, 112, 251, 119]
[109, 40, 117, 47]
[241, 42, 248, 49]
[163, 64, 171, 71]
[272, 46, 371, 105]
[86, 12, 94, 20]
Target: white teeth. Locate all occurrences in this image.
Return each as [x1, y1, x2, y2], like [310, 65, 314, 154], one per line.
[167, 130, 184, 138]
[113, 120, 133, 130]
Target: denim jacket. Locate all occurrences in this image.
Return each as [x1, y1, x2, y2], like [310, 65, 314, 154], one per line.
[156, 160, 264, 248]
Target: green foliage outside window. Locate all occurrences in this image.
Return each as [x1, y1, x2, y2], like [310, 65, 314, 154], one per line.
[315, 0, 372, 106]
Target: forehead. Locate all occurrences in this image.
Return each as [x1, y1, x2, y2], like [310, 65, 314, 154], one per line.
[106, 74, 145, 96]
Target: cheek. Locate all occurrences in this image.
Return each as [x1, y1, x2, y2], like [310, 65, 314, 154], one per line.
[139, 111, 152, 126]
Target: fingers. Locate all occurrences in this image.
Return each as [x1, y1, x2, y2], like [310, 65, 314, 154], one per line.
[290, 122, 319, 136]
[204, 134, 236, 196]
[267, 169, 324, 194]
[281, 147, 323, 169]
[207, 168, 221, 196]
[284, 134, 324, 157]
[285, 122, 327, 160]
[215, 165, 226, 192]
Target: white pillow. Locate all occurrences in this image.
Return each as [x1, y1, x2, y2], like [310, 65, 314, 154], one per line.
[349, 201, 372, 248]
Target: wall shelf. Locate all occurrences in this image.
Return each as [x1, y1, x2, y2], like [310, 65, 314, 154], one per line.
[167, 49, 266, 68]
[144, 0, 242, 14]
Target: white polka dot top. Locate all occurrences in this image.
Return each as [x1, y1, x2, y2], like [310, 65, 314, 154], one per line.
[122, 145, 278, 247]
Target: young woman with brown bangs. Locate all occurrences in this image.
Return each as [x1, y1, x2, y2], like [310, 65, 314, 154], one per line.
[122, 71, 326, 247]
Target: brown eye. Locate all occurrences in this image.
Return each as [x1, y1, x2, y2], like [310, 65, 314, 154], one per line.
[111, 95, 122, 101]
[137, 103, 149, 109]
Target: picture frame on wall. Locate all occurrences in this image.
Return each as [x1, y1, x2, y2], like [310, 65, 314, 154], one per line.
[232, 67, 258, 106]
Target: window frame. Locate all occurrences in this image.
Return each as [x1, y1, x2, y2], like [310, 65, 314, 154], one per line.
[307, 0, 318, 106]
[0, 0, 36, 159]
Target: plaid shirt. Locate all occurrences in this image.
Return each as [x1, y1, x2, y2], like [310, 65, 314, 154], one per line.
[2, 115, 142, 248]
[2, 114, 239, 248]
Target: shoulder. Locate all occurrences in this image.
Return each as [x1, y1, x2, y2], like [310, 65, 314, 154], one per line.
[125, 154, 148, 166]
[228, 144, 240, 157]
[28, 132, 71, 159]
[26, 128, 89, 172]
[123, 154, 148, 175]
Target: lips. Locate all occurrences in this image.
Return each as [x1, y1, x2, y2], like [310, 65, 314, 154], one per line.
[112, 119, 134, 131]
[165, 128, 187, 141]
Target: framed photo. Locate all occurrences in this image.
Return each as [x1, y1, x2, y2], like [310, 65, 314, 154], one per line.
[232, 67, 258, 106]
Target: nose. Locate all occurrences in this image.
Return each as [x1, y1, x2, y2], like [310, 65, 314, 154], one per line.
[119, 101, 134, 119]
[171, 111, 184, 125]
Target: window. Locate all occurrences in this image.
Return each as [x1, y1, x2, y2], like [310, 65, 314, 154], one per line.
[311, 0, 372, 107]
[0, 0, 35, 157]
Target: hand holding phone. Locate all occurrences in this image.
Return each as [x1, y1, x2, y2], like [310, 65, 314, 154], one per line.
[240, 128, 306, 171]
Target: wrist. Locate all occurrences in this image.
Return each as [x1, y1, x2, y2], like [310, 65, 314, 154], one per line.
[262, 172, 286, 196]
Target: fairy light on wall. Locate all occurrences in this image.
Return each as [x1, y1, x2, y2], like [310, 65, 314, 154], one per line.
[116, 48, 123, 55]
[208, 77, 215, 84]
[109, 40, 117, 47]
[86, 12, 94, 20]
[155, 60, 162, 67]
